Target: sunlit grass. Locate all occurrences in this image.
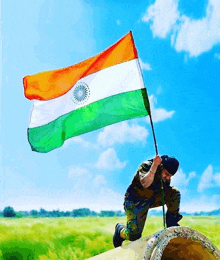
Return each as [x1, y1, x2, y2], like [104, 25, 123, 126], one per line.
[0, 216, 219, 259]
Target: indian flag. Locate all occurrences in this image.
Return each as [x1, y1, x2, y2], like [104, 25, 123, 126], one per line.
[23, 32, 150, 153]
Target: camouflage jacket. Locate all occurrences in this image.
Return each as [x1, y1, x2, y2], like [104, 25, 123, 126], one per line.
[125, 159, 171, 202]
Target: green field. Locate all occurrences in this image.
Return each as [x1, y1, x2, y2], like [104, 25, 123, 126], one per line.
[0, 216, 219, 260]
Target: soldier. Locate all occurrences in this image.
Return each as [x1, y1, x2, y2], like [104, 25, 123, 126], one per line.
[113, 155, 182, 247]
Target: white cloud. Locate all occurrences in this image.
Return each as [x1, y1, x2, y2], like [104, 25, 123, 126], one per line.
[213, 172, 220, 185]
[61, 165, 124, 211]
[214, 53, 220, 59]
[68, 166, 91, 178]
[96, 148, 127, 170]
[174, 6, 220, 57]
[156, 86, 162, 95]
[139, 58, 152, 71]
[96, 188, 124, 210]
[143, 0, 220, 57]
[93, 175, 107, 187]
[0, 166, 35, 190]
[64, 188, 124, 212]
[97, 121, 149, 147]
[63, 136, 91, 149]
[142, 0, 179, 38]
[171, 168, 196, 194]
[148, 95, 175, 123]
[116, 20, 121, 25]
[197, 165, 220, 192]
[9, 187, 125, 212]
[181, 194, 220, 213]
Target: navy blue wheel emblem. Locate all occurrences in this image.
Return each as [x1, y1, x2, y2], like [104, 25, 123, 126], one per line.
[71, 82, 90, 104]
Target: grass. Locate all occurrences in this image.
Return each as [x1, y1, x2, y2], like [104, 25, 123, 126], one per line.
[0, 216, 219, 259]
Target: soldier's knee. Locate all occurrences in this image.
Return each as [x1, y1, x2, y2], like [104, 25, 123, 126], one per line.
[172, 186, 180, 193]
[127, 223, 141, 241]
[171, 187, 181, 198]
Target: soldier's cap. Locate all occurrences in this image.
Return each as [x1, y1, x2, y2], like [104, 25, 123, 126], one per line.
[161, 155, 179, 175]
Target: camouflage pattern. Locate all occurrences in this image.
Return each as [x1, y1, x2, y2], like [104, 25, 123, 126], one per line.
[125, 160, 171, 202]
[120, 186, 181, 241]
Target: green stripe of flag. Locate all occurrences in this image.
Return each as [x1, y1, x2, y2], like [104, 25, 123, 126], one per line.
[28, 89, 150, 153]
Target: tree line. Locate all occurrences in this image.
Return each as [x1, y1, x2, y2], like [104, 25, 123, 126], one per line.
[0, 206, 125, 218]
[1, 206, 220, 218]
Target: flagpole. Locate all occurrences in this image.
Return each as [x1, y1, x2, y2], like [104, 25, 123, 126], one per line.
[149, 113, 166, 229]
[148, 113, 158, 156]
[136, 53, 166, 229]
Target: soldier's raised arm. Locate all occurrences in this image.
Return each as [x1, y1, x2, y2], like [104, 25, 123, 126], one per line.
[140, 155, 162, 188]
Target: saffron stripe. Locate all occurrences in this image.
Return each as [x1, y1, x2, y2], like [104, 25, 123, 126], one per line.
[24, 32, 137, 101]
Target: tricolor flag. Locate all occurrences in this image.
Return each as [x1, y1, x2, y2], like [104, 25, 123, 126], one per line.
[23, 32, 150, 153]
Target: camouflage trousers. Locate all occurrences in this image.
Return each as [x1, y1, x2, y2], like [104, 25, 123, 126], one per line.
[120, 186, 181, 241]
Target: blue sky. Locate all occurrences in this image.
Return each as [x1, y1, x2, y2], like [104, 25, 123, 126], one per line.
[1, 0, 220, 213]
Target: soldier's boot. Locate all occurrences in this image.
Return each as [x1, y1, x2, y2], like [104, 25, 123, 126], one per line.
[166, 211, 183, 228]
[113, 223, 125, 248]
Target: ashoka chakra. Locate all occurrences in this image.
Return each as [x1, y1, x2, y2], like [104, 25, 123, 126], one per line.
[71, 82, 90, 104]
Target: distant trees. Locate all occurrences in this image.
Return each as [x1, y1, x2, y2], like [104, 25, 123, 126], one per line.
[72, 208, 97, 217]
[1, 206, 126, 218]
[30, 210, 38, 217]
[2, 206, 220, 218]
[63, 211, 71, 217]
[3, 206, 16, 217]
[39, 208, 48, 217]
[100, 210, 124, 217]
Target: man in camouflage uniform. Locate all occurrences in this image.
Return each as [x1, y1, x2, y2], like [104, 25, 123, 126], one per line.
[113, 155, 182, 247]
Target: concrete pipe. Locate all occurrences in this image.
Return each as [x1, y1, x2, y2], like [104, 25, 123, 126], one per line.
[144, 226, 220, 260]
[88, 226, 220, 260]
